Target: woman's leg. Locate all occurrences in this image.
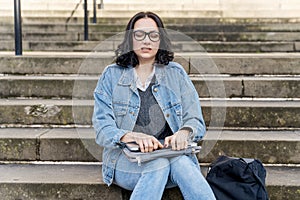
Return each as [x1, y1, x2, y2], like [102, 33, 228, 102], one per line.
[114, 153, 170, 200]
[169, 155, 216, 200]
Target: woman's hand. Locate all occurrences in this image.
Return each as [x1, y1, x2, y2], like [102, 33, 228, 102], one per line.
[164, 129, 190, 150]
[121, 132, 164, 153]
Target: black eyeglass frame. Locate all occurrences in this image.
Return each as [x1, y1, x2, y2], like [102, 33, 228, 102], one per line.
[132, 30, 161, 42]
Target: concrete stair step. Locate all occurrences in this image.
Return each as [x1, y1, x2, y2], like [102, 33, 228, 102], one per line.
[192, 75, 300, 98]
[3, 16, 300, 24]
[3, 23, 300, 33]
[0, 128, 299, 164]
[0, 75, 299, 99]
[0, 99, 299, 128]
[90, 2, 300, 11]
[0, 2, 85, 11]
[0, 0, 82, 5]
[183, 32, 300, 42]
[0, 3, 220, 11]
[2, 0, 300, 10]
[2, 8, 300, 18]
[1, 52, 299, 75]
[1, 41, 299, 52]
[0, 23, 126, 32]
[0, 9, 223, 18]
[2, 0, 300, 11]
[167, 23, 300, 32]
[3, 32, 300, 42]
[0, 128, 97, 162]
[0, 163, 299, 200]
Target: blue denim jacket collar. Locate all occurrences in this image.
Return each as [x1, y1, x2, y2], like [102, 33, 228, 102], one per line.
[154, 65, 166, 84]
[118, 65, 134, 86]
[118, 64, 166, 89]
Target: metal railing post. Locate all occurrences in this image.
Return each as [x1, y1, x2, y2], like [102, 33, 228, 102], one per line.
[93, 0, 97, 24]
[14, 0, 22, 55]
[100, 0, 103, 9]
[84, 0, 88, 41]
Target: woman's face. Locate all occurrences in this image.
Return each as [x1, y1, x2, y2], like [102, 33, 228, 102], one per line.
[132, 18, 160, 64]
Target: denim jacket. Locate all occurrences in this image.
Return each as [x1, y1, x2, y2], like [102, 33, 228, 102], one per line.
[92, 61, 206, 185]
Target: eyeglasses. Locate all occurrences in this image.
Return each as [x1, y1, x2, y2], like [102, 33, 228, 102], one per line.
[133, 30, 160, 42]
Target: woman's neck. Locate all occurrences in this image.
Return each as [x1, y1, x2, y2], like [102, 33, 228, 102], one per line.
[135, 63, 154, 86]
[136, 63, 153, 73]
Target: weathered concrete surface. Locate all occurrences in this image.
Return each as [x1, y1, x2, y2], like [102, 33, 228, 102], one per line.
[1, 53, 300, 75]
[2, 3, 300, 18]
[198, 41, 296, 52]
[202, 99, 300, 128]
[1, 41, 298, 52]
[193, 76, 300, 98]
[200, 130, 300, 164]
[0, 76, 81, 99]
[0, 164, 122, 200]
[1, 128, 299, 164]
[2, 22, 300, 33]
[0, 129, 47, 161]
[243, 77, 300, 98]
[183, 32, 300, 42]
[0, 54, 111, 75]
[0, 128, 100, 162]
[3, 31, 300, 42]
[39, 128, 101, 161]
[0, 164, 299, 200]
[4, 16, 300, 24]
[190, 53, 300, 75]
[0, 183, 122, 200]
[0, 99, 82, 125]
[265, 166, 300, 200]
[0, 99, 299, 128]
[0, 75, 299, 98]
[295, 42, 300, 51]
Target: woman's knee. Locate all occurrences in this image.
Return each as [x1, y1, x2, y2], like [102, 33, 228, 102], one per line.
[169, 155, 201, 177]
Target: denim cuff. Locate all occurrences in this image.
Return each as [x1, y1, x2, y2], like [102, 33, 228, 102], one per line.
[112, 129, 131, 145]
[180, 126, 195, 142]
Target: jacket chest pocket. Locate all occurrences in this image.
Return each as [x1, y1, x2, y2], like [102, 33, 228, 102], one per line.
[164, 102, 183, 127]
[173, 103, 182, 117]
[113, 103, 128, 116]
[172, 103, 183, 124]
[113, 102, 128, 127]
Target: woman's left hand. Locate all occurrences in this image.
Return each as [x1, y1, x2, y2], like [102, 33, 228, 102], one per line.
[164, 129, 190, 150]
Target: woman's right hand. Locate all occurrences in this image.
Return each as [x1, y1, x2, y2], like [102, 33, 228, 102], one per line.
[121, 132, 164, 153]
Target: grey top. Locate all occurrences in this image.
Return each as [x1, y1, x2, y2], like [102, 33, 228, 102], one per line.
[133, 76, 172, 140]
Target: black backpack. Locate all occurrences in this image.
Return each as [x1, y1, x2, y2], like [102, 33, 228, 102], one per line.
[206, 155, 269, 200]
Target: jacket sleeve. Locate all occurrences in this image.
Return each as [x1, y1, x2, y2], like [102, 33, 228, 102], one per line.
[92, 67, 129, 148]
[179, 68, 206, 142]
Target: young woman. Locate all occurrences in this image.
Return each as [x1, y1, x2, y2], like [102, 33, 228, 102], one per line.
[92, 11, 216, 200]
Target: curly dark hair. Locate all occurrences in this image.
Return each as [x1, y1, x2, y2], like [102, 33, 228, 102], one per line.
[115, 11, 174, 67]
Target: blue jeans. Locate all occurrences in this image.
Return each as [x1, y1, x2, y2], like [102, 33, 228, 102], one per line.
[114, 154, 216, 200]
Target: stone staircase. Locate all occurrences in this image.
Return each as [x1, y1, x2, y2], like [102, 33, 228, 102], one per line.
[0, 0, 300, 199]
[1, 19, 300, 52]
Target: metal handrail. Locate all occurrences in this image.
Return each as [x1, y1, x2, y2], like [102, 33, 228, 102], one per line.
[14, 0, 22, 56]
[93, 0, 97, 23]
[69, 0, 104, 41]
[66, 0, 83, 25]
[87, 0, 104, 40]
[84, 0, 89, 41]
[13, 0, 104, 54]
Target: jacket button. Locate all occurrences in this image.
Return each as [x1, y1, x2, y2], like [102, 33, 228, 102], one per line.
[153, 88, 158, 92]
[166, 113, 170, 118]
